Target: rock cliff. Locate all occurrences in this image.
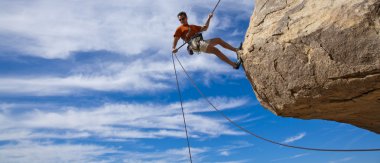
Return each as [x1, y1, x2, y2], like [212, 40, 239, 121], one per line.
[241, 0, 380, 133]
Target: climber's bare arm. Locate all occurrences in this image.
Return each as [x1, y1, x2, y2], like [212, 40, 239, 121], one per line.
[172, 36, 180, 53]
[201, 13, 213, 32]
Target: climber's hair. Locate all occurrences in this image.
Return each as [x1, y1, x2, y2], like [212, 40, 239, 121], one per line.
[177, 11, 187, 18]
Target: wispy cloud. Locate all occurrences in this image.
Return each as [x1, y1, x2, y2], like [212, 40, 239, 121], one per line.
[0, 60, 173, 96]
[123, 147, 208, 163]
[271, 153, 309, 162]
[240, 115, 266, 123]
[0, 97, 247, 141]
[282, 132, 306, 144]
[220, 150, 230, 156]
[217, 141, 254, 157]
[328, 157, 353, 163]
[0, 141, 209, 163]
[0, 55, 243, 96]
[0, 141, 120, 163]
[0, 97, 248, 162]
[214, 161, 251, 163]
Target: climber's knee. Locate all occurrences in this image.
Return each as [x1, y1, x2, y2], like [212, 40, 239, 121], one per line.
[209, 38, 222, 47]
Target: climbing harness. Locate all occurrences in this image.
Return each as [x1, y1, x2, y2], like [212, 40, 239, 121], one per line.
[172, 53, 380, 152]
[187, 33, 204, 55]
[185, 25, 194, 55]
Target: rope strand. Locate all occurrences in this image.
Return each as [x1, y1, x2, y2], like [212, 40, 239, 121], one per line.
[211, 0, 221, 14]
[173, 54, 380, 152]
[170, 1, 224, 162]
[172, 53, 193, 162]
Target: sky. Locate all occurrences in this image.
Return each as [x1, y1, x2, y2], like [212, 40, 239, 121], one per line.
[0, 0, 379, 162]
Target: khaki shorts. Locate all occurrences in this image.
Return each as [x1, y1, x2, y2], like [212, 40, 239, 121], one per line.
[190, 39, 210, 53]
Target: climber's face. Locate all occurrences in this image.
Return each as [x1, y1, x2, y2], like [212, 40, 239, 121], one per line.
[178, 15, 187, 25]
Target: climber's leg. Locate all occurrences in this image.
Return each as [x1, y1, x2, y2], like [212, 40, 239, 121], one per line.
[208, 38, 238, 52]
[205, 46, 237, 68]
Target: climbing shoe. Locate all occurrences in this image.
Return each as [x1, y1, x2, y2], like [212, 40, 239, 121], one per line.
[235, 42, 243, 56]
[234, 42, 243, 69]
[238, 42, 243, 50]
[234, 57, 242, 69]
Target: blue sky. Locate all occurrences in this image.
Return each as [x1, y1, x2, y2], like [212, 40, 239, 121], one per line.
[0, 0, 379, 162]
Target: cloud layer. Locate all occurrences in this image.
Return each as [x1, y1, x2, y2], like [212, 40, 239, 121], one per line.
[0, 97, 249, 141]
[0, 1, 259, 162]
[0, 141, 209, 163]
[0, 0, 253, 59]
[0, 97, 251, 162]
[0, 0, 253, 96]
[0, 54, 243, 96]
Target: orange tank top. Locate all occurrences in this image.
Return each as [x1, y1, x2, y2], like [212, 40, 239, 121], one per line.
[173, 24, 202, 41]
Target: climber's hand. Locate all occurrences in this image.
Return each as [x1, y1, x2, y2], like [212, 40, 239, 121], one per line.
[208, 13, 213, 19]
[172, 48, 178, 54]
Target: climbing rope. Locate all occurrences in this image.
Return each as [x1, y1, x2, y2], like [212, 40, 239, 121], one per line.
[171, 1, 223, 162]
[172, 53, 380, 152]
[172, 53, 193, 163]
[211, 0, 221, 14]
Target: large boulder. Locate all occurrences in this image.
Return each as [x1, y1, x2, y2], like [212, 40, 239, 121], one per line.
[241, 0, 380, 133]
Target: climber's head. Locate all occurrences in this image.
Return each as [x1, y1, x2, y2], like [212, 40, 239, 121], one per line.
[177, 11, 188, 25]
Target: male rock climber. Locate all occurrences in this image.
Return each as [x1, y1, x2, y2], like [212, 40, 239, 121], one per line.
[172, 11, 242, 69]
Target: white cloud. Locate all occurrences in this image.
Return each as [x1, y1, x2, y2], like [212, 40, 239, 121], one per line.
[282, 132, 306, 144]
[0, 0, 253, 59]
[0, 141, 119, 163]
[215, 161, 251, 163]
[0, 54, 246, 96]
[270, 153, 309, 162]
[218, 141, 254, 157]
[231, 29, 244, 37]
[0, 129, 91, 141]
[123, 147, 207, 163]
[125, 146, 250, 163]
[0, 97, 247, 141]
[220, 151, 230, 156]
[328, 157, 353, 163]
[0, 54, 242, 96]
[0, 141, 210, 163]
[0, 62, 171, 95]
[183, 96, 250, 114]
[240, 115, 266, 123]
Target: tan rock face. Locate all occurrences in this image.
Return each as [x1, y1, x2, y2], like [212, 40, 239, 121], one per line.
[242, 0, 380, 133]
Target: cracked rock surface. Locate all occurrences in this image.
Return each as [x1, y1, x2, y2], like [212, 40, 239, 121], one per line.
[242, 0, 380, 133]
